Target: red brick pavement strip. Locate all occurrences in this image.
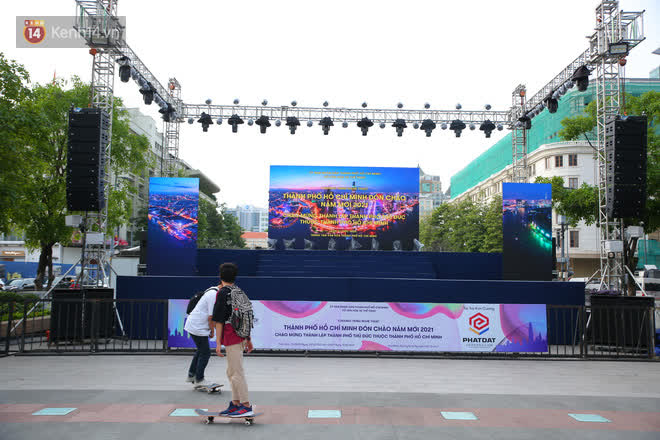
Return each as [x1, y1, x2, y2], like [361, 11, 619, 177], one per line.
[0, 404, 658, 431]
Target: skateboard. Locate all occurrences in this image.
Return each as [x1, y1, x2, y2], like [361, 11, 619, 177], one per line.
[194, 408, 262, 425]
[193, 383, 224, 394]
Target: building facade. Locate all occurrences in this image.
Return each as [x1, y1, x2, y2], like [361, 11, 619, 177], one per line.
[227, 205, 268, 232]
[418, 167, 448, 219]
[450, 78, 660, 277]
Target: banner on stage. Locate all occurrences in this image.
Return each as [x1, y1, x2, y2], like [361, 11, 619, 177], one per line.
[268, 165, 419, 250]
[168, 299, 548, 353]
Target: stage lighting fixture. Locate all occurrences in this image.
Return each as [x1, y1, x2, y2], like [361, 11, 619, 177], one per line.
[397, 102, 403, 109]
[455, 103, 462, 110]
[449, 119, 466, 137]
[518, 115, 532, 130]
[479, 119, 496, 138]
[205, 99, 212, 105]
[275, 120, 281, 127]
[323, 101, 329, 107]
[197, 112, 213, 132]
[248, 119, 254, 126]
[380, 122, 386, 129]
[159, 104, 177, 123]
[485, 104, 491, 110]
[469, 123, 476, 130]
[216, 118, 222, 125]
[497, 124, 503, 131]
[153, 94, 164, 107]
[424, 103, 431, 109]
[392, 119, 407, 136]
[342, 121, 348, 128]
[420, 119, 436, 137]
[117, 56, 131, 82]
[357, 117, 373, 136]
[362, 102, 368, 108]
[319, 117, 333, 135]
[307, 121, 313, 127]
[139, 83, 154, 105]
[130, 69, 138, 82]
[286, 116, 300, 134]
[262, 99, 268, 106]
[291, 100, 297, 107]
[441, 123, 447, 130]
[228, 114, 244, 133]
[545, 95, 559, 113]
[233, 99, 240, 105]
[571, 65, 591, 92]
[413, 122, 419, 130]
[188, 118, 194, 124]
[255, 115, 271, 133]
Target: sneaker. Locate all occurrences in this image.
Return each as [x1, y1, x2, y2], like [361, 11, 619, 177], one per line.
[219, 401, 240, 416]
[186, 376, 195, 383]
[193, 378, 210, 388]
[228, 405, 254, 417]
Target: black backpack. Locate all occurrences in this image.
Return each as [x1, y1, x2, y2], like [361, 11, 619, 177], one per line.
[186, 287, 218, 314]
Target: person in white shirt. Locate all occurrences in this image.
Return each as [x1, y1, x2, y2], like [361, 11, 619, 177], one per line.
[183, 286, 218, 386]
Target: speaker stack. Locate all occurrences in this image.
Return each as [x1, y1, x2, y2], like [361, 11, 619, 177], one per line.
[605, 115, 647, 219]
[66, 108, 109, 212]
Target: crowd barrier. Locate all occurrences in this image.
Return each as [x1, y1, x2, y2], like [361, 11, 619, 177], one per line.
[1, 298, 655, 359]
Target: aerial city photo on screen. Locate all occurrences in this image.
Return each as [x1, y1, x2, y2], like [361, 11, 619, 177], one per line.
[502, 182, 553, 281]
[147, 177, 199, 246]
[268, 166, 419, 250]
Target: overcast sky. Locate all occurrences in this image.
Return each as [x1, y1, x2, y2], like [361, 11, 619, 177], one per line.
[2, 0, 659, 209]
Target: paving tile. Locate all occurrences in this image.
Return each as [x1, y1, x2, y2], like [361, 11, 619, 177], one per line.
[441, 411, 478, 420]
[169, 408, 207, 417]
[308, 409, 342, 418]
[568, 413, 611, 423]
[32, 408, 76, 416]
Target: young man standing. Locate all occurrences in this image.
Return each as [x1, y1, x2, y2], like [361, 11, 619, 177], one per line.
[212, 262, 255, 417]
[184, 286, 218, 387]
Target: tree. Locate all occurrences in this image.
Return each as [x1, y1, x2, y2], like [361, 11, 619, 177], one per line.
[547, 91, 659, 294]
[197, 199, 245, 249]
[5, 66, 150, 288]
[419, 196, 503, 253]
[0, 53, 34, 234]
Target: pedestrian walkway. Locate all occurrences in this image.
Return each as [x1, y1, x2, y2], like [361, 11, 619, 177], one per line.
[0, 355, 658, 439]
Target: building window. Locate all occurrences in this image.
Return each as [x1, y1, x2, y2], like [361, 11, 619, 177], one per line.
[569, 230, 579, 248]
[568, 177, 579, 189]
[568, 154, 578, 166]
[555, 155, 563, 167]
[530, 163, 536, 176]
[545, 157, 551, 169]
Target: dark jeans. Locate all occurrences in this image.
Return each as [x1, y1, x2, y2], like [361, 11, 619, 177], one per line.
[188, 334, 211, 381]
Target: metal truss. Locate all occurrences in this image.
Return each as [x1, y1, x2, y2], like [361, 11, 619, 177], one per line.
[509, 85, 528, 183]
[590, 1, 644, 291]
[180, 104, 510, 126]
[164, 78, 182, 176]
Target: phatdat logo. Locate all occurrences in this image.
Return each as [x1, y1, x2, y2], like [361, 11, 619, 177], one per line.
[469, 313, 489, 335]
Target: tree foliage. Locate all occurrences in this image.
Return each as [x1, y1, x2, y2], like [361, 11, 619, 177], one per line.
[420, 196, 502, 253]
[551, 91, 660, 294]
[197, 199, 245, 249]
[0, 53, 151, 287]
[0, 53, 34, 233]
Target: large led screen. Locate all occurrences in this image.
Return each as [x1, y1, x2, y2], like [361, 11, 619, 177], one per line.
[502, 183, 552, 281]
[268, 166, 419, 250]
[147, 177, 199, 276]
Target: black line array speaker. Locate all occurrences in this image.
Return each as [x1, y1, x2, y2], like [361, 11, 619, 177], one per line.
[66, 108, 109, 212]
[605, 115, 647, 219]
